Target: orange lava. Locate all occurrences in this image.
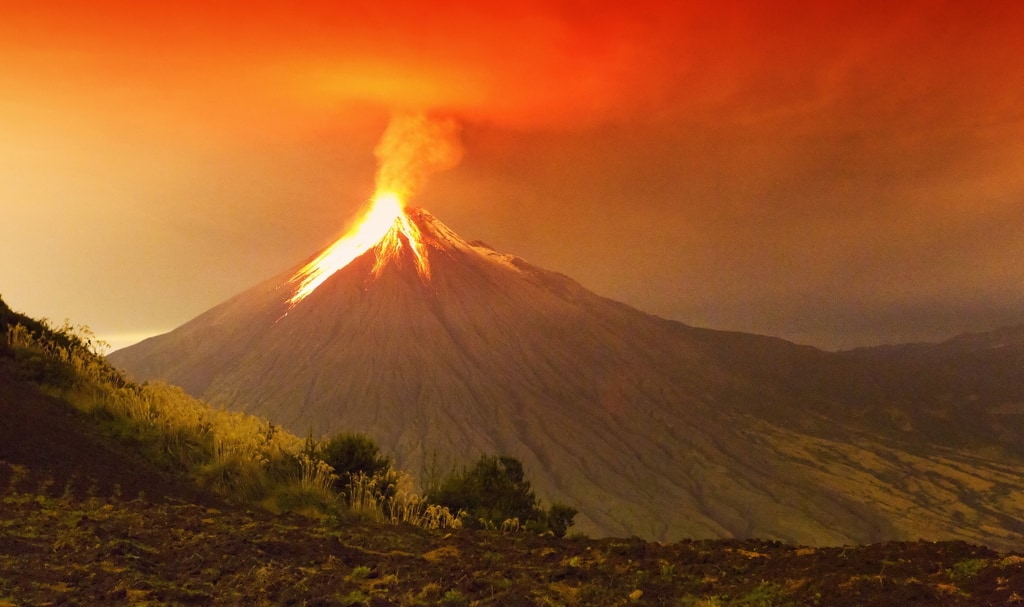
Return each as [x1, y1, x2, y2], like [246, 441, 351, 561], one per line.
[287, 191, 430, 305]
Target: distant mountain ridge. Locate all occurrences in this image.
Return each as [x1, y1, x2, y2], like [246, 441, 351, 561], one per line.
[108, 208, 1024, 549]
[676, 321, 1024, 459]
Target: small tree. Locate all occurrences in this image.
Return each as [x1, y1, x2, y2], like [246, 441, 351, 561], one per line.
[545, 503, 579, 538]
[317, 432, 391, 483]
[427, 455, 576, 536]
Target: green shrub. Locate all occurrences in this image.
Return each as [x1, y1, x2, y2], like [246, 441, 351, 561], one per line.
[950, 557, 987, 581]
[545, 503, 580, 538]
[317, 432, 391, 482]
[427, 455, 576, 536]
[428, 455, 535, 529]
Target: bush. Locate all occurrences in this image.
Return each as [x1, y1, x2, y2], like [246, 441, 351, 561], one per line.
[316, 432, 391, 482]
[545, 503, 580, 538]
[307, 433, 396, 512]
[427, 455, 576, 536]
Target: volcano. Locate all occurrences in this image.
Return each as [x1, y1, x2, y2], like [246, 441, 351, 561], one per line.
[109, 207, 1024, 548]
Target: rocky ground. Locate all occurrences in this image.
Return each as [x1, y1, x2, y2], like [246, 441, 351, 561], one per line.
[2, 469, 1023, 606]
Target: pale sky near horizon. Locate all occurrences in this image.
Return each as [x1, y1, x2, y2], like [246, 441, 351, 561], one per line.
[2, 1, 1023, 351]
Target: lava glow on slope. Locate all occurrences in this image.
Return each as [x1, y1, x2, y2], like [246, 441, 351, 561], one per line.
[287, 191, 430, 305]
[287, 113, 460, 306]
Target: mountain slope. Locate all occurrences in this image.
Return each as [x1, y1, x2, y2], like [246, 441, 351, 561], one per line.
[677, 323, 1024, 458]
[108, 209, 1024, 548]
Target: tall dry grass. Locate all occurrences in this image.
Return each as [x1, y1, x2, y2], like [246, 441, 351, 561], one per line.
[4, 320, 462, 529]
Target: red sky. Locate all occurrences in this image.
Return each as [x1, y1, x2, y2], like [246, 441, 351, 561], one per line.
[2, 1, 1023, 349]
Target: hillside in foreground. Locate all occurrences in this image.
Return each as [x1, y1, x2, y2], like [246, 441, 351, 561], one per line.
[4, 298, 1024, 604]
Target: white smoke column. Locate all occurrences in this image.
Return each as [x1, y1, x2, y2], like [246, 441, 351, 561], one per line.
[373, 113, 463, 201]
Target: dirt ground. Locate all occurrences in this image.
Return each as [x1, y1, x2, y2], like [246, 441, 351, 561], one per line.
[2, 477, 1023, 606]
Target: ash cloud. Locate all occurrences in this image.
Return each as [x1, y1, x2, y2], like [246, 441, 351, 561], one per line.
[373, 114, 463, 201]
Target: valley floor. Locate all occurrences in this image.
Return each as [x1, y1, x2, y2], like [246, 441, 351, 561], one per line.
[2, 472, 1022, 606]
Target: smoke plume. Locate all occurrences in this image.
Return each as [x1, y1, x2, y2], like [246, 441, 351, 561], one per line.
[373, 114, 463, 202]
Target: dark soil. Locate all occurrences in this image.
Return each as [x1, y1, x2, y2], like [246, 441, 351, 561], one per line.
[0, 361, 214, 505]
[2, 487, 1023, 606]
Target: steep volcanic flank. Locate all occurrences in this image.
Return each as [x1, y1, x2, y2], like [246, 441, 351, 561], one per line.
[109, 209, 1024, 548]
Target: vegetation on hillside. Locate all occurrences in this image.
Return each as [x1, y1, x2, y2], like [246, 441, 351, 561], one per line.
[428, 455, 578, 537]
[0, 296, 572, 534]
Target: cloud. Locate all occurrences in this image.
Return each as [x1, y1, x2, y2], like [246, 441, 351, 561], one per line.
[275, 0, 691, 128]
[6, 1, 1021, 135]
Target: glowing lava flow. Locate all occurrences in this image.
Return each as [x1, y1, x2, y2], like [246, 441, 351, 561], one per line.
[371, 205, 430, 281]
[287, 113, 461, 306]
[287, 191, 430, 305]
